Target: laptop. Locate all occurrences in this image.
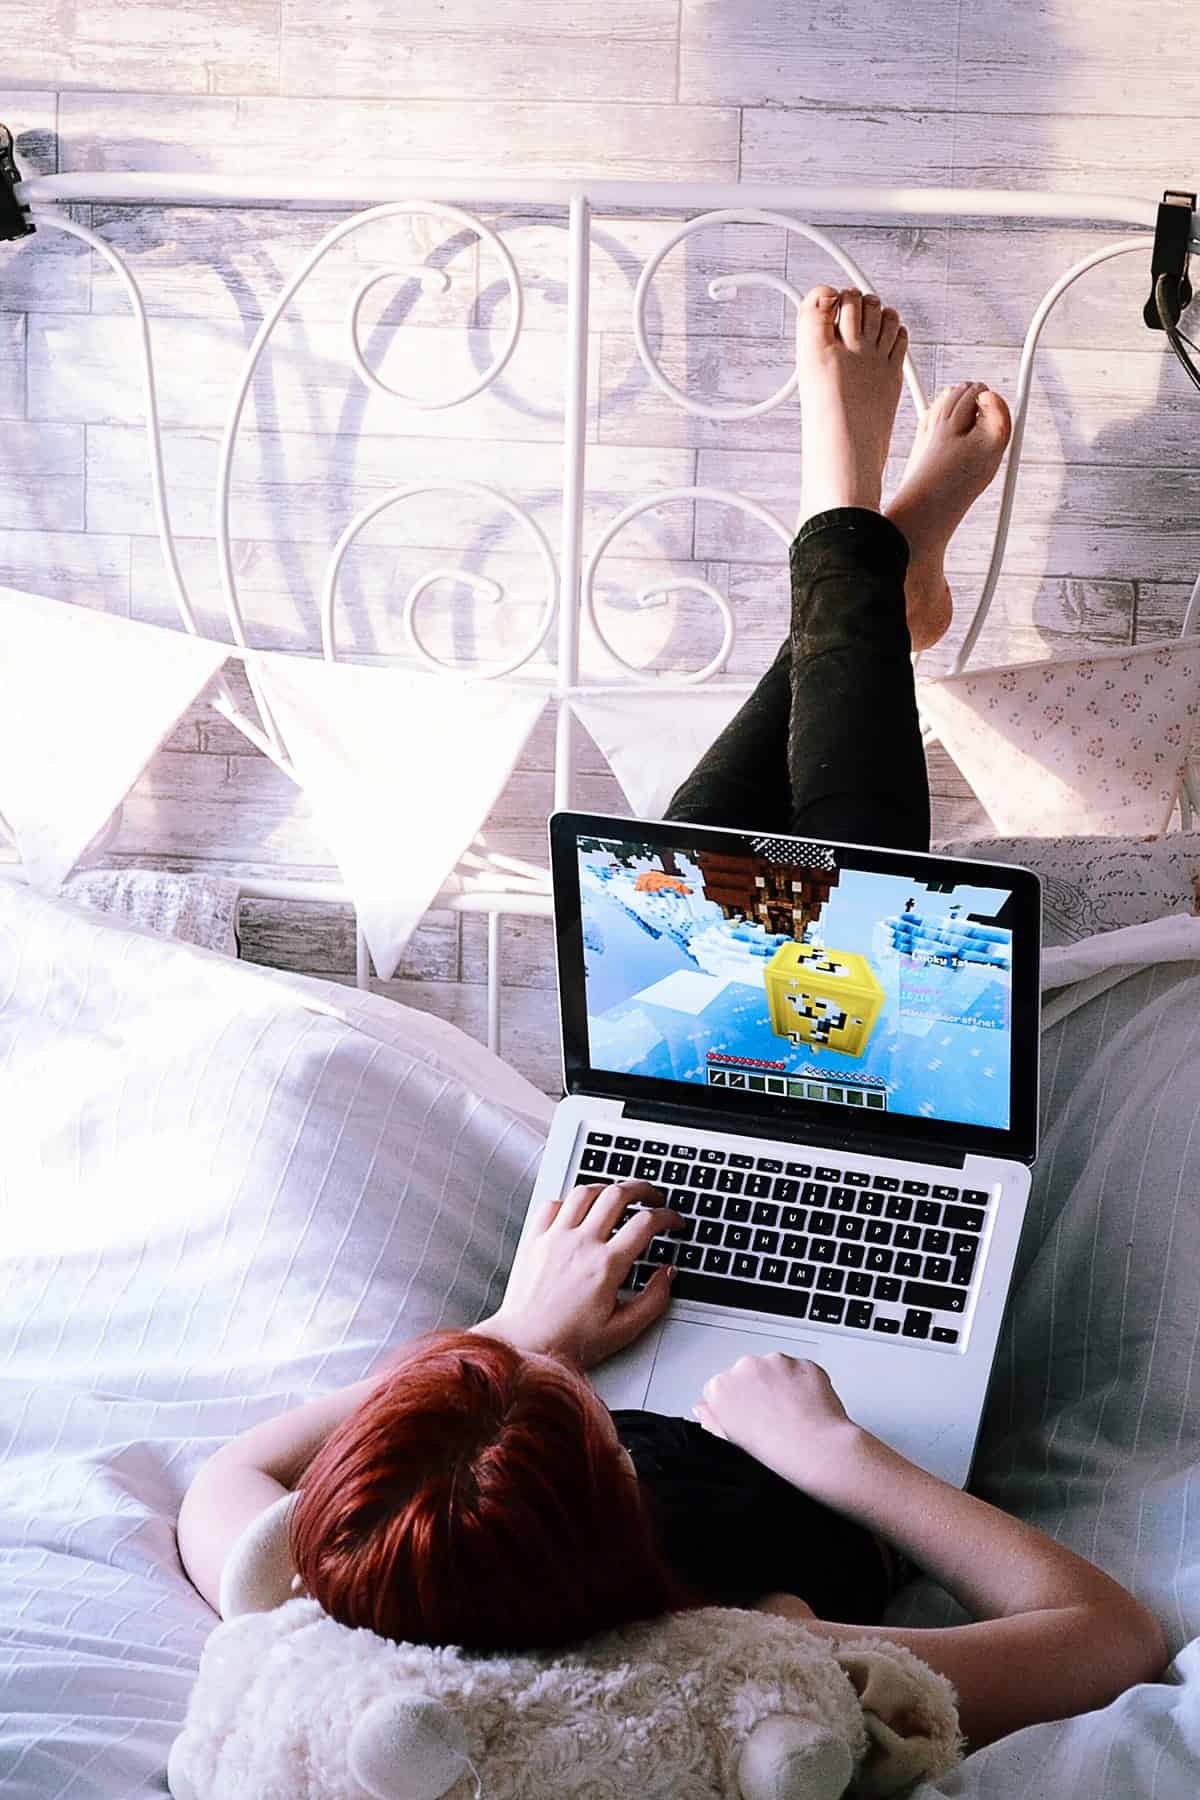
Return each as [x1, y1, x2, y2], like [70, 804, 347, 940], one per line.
[514, 810, 1042, 1488]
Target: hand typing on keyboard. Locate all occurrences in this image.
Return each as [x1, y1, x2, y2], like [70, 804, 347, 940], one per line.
[483, 1179, 685, 1371]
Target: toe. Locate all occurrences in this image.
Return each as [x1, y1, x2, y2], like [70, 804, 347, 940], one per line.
[948, 381, 987, 429]
[860, 292, 883, 341]
[878, 305, 902, 354]
[977, 388, 1013, 447]
[837, 287, 864, 344]
[796, 285, 839, 351]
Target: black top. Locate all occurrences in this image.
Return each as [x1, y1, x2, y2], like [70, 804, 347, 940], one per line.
[612, 1409, 898, 1625]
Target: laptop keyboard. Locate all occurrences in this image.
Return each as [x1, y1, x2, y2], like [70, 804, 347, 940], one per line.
[574, 1129, 993, 1347]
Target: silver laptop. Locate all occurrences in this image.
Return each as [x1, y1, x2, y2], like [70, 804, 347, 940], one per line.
[516, 811, 1041, 1487]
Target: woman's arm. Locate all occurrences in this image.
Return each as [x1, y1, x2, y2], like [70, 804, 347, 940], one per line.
[700, 1355, 1168, 1751]
[177, 1177, 682, 1613]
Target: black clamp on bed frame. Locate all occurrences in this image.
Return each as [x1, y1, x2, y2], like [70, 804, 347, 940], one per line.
[1143, 188, 1194, 329]
[0, 125, 35, 241]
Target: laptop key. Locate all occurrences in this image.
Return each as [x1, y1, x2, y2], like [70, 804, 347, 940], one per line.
[725, 1226, 752, 1252]
[873, 1317, 900, 1334]
[923, 1228, 950, 1254]
[628, 1264, 653, 1290]
[781, 1233, 807, 1258]
[808, 1212, 835, 1237]
[855, 1191, 884, 1216]
[614, 1135, 640, 1151]
[634, 1157, 662, 1181]
[872, 1175, 900, 1192]
[716, 1169, 745, 1194]
[963, 1188, 990, 1206]
[866, 1247, 893, 1272]
[829, 1188, 857, 1212]
[809, 1296, 846, 1324]
[895, 1252, 923, 1277]
[952, 1241, 979, 1286]
[943, 1205, 985, 1233]
[697, 1219, 724, 1245]
[817, 1267, 845, 1293]
[815, 1165, 842, 1182]
[914, 1200, 942, 1225]
[579, 1147, 608, 1173]
[751, 1201, 780, 1227]
[756, 1157, 783, 1174]
[903, 1280, 967, 1314]
[901, 1179, 929, 1196]
[670, 1268, 811, 1320]
[745, 1174, 773, 1200]
[932, 1184, 960, 1201]
[846, 1301, 874, 1329]
[801, 1182, 828, 1208]
[772, 1178, 800, 1204]
[702, 1248, 732, 1274]
[608, 1153, 634, 1178]
[845, 1272, 873, 1297]
[700, 1149, 726, 1165]
[753, 1228, 780, 1255]
[697, 1193, 723, 1219]
[836, 1243, 865, 1269]
[835, 1215, 864, 1240]
[723, 1197, 751, 1223]
[933, 1327, 960, 1344]
[669, 1188, 696, 1213]
[762, 1259, 787, 1284]
[643, 1141, 670, 1156]
[874, 1276, 902, 1301]
[690, 1165, 717, 1190]
[676, 1244, 704, 1270]
[894, 1224, 922, 1250]
[924, 1256, 952, 1283]
[809, 1239, 836, 1263]
[585, 1131, 612, 1146]
[647, 1239, 677, 1266]
[662, 1160, 690, 1185]
[732, 1253, 759, 1279]
[884, 1194, 913, 1220]
[729, 1153, 754, 1169]
[902, 1309, 932, 1339]
[865, 1219, 892, 1244]
[844, 1170, 871, 1187]
[671, 1144, 698, 1160]
[787, 1262, 815, 1288]
[781, 1206, 806, 1231]
[785, 1161, 812, 1178]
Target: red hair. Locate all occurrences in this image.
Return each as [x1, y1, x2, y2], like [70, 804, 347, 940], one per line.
[289, 1330, 701, 1652]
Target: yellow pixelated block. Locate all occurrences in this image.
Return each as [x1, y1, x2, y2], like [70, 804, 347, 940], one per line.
[765, 941, 884, 1058]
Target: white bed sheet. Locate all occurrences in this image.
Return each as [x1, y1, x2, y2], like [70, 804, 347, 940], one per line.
[2, 882, 1200, 1797]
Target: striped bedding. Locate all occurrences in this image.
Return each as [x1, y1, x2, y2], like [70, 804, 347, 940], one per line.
[1, 879, 1199, 1797]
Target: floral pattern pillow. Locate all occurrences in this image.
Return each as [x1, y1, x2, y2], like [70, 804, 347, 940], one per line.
[933, 833, 1200, 948]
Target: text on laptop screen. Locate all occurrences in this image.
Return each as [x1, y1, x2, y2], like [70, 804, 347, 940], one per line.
[577, 832, 1016, 1131]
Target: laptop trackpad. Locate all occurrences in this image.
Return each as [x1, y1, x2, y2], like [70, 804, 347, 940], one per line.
[645, 1318, 821, 1420]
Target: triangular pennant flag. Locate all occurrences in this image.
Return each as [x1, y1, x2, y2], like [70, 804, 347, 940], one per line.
[252, 654, 546, 979]
[917, 639, 1200, 836]
[0, 585, 231, 890]
[572, 687, 752, 819]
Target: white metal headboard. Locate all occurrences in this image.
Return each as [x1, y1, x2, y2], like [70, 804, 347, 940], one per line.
[8, 166, 1200, 1054]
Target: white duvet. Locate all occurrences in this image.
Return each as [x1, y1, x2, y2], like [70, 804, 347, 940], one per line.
[2, 880, 1200, 1798]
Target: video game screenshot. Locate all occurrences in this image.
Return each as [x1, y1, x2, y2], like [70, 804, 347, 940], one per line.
[577, 832, 1015, 1131]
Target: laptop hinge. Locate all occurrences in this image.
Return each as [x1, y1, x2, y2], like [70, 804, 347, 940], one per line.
[619, 1096, 968, 1169]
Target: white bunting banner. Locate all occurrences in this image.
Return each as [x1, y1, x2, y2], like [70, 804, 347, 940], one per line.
[917, 639, 1200, 836]
[252, 654, 546, 979]
[0, 585, 231, 890]
[572, 688, 752, 820]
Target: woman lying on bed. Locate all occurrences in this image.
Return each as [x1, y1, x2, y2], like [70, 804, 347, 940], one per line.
[177, 285, 1167, 1754]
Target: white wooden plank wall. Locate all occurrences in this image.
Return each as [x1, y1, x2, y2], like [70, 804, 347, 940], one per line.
[1, 2, 1198, 1095]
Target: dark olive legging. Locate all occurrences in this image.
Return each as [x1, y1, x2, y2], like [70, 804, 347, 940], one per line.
[664, 507, 930, 854]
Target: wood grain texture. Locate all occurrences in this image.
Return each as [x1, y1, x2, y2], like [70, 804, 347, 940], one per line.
[4, 2, 1199, 1094]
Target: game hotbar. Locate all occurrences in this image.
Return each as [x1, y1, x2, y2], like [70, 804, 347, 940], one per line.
[577, 832, 1015, 1131]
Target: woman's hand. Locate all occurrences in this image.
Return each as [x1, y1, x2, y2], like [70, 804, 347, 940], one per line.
[693, 1352, 865, 1502]
[478, 1180, 684, 1370]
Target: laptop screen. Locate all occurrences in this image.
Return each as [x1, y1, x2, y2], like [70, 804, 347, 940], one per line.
[550, 813, 1041, 1164]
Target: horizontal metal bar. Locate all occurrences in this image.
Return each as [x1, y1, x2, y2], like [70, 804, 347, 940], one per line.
[15, 174, 1165, 232]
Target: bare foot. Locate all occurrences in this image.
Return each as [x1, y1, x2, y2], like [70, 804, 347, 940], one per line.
[794, 285, 908, 526]
[885, 382, 1013, 651]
